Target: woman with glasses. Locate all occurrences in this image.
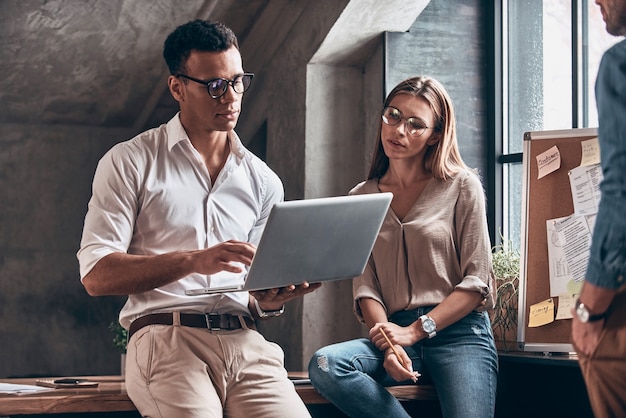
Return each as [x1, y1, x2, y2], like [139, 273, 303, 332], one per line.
[308, 76, 498, 418]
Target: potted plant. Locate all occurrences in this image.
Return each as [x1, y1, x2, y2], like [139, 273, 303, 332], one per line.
[489, 236, 520, 351]
[109, 321, 128, 376]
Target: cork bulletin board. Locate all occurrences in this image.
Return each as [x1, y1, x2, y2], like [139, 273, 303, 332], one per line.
[518, 128, 598, 353]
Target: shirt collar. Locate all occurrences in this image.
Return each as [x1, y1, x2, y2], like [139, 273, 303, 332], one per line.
[166, 112, 246, 162]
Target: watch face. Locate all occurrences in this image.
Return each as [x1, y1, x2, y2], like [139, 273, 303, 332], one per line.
[422, 317, 436, 333]
[576, 304, 589, 322]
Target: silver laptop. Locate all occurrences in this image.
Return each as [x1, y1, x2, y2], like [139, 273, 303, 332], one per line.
[185, 192, 392, 295]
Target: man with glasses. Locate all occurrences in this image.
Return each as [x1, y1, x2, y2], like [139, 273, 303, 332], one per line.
[571, 1, 626, 417]
[78, 20, 319, 417]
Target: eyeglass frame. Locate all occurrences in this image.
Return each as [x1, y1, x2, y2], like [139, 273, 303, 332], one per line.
[381, 105, 434, 137]
[174, 73, 254, 99]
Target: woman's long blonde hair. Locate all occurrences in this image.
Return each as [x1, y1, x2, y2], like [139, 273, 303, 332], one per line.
[368, 76, 468, 181]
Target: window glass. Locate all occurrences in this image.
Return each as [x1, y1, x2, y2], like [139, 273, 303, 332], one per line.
[506, 0, 557, 155]
[542, 0, 572, 131]
[504, 162, 522, 248]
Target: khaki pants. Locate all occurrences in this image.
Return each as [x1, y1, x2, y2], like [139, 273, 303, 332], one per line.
[576, 287, 626, 418]
[125, 321, 311, 418]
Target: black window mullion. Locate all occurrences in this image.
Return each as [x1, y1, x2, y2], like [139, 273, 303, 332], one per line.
[572, 0, 580, 128]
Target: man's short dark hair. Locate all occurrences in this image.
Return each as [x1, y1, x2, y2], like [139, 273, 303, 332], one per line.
[163, 20, 239, 75]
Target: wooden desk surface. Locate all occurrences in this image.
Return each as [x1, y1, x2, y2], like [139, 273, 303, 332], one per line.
[0, 376, 134, 415]
[0, 374, 436, 415]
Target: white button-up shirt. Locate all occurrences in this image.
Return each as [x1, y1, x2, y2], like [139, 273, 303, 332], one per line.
[77, 113, 283, 328]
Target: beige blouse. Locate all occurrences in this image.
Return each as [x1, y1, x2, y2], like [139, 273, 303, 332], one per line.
[351, 169, 495, 322]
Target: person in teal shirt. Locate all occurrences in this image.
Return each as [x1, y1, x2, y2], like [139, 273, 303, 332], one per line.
[571, 1, 626, 417]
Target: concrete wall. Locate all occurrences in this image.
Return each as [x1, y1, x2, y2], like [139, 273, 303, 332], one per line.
[0, 123, 129, 377]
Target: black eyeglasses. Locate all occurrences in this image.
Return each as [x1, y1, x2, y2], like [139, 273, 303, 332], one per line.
[382, 106, 433, 137]
[175, 73, 254, 99]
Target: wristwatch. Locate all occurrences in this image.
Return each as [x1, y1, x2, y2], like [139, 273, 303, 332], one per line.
[575, 299, 607, 323]
[254, 298, 285, 318]
[419, 315, 437, 338]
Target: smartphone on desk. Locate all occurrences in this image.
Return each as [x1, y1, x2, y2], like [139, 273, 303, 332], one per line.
[35, 378, 99, 388]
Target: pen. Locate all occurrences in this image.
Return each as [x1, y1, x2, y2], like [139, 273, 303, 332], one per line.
[379, 328, 419, 383]
[379, 328, 405, 367]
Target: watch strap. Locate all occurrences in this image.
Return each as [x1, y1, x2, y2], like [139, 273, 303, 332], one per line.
[254, 298, 285, 318]
[587, 311, 608, 322]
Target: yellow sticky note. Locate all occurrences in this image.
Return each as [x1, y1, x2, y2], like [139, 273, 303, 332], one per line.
[580, 138, 601, 166]
[528, 298, 555, 327]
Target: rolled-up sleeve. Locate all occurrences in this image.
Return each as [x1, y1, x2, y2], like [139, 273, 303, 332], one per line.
[353, 256, 386, 322]
[77, 144, 138, 279]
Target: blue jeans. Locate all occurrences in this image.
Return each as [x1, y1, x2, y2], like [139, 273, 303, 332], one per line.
[308, 308, 498, 418]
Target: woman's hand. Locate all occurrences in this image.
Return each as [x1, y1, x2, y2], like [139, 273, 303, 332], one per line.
[370, 322, 420, 348]
[381, 345, 420, 383]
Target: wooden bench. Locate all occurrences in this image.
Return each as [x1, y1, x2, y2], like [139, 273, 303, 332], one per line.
[0, 375, 437, 416]
[297, 383, 438, 404]
[290, 371, 438, 404]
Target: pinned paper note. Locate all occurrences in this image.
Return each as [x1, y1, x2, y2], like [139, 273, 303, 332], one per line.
[554, 215, 592, 282]
[580, 138, 601, 166]
[0, 382, 52, 394]
[546, 217, 573, 296]
[568, 164, 603, 216]
[528, 298, 555, 327]
[536, 146, 561, 179]
[555, 293, 576, 320]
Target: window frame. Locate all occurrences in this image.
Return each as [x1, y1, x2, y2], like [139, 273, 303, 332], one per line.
[491, 0, 605, 250]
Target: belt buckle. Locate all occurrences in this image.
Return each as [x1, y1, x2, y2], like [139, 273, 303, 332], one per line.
[204, 314, 221, 330]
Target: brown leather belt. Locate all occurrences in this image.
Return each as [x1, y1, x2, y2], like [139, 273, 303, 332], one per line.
[128, 312, 255, 339]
